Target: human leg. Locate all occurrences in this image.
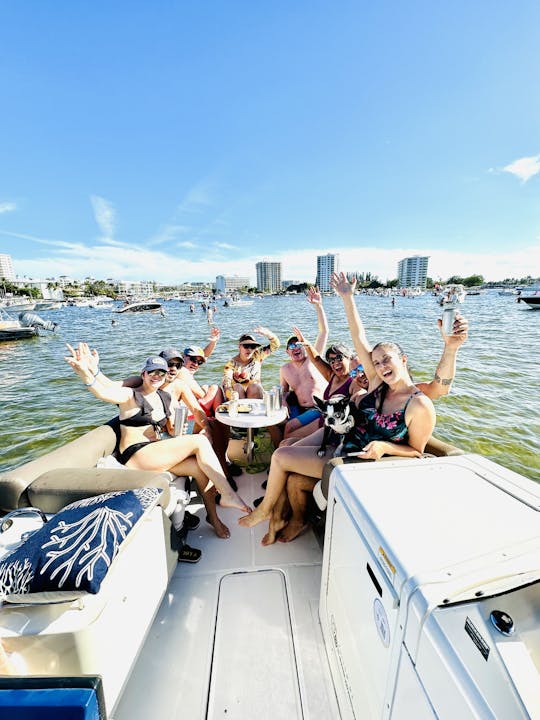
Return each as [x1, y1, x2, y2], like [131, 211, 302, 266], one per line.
[279, 473, 317, 542]
[126, 435, 249, 513]
[246, 382, 264, 399]
[261, 490, 290, 546]
[238, 445, 330, 528]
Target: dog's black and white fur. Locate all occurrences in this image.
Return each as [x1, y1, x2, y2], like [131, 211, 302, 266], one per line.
[314, 394, 355, 457]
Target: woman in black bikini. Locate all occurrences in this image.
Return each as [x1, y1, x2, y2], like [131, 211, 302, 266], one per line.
[65, 342, 250, 539]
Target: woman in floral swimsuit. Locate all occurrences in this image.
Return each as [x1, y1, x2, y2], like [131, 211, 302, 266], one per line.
[238, 274, 436, 544]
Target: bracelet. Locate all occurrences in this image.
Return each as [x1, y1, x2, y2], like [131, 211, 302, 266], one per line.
[84, 369, 101, 387]
[92, 366, 101, 377]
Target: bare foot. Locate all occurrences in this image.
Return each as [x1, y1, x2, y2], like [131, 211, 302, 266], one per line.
[238, 506, 271, 528]
[205, 514, 231, 539]
[218, 488, 251, 514]
[278, 520, 308, 543]
[262, 517, 288, 546]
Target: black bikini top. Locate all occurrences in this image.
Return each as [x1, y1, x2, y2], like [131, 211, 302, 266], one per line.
[119, 389, 172, 431]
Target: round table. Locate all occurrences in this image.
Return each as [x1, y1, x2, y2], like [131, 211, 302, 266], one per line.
[215, 399, 287, 463]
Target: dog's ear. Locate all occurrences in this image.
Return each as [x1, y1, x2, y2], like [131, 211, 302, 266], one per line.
[313, 396, 326, 411]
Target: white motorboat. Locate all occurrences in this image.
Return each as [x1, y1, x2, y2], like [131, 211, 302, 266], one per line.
[0, 428, 538, 719]
[516, 285, 540, 309]
[89, 297, 114, 309]
[437, 283, 466, 306]
[114, 299, 162, 314]
[0, 297, 36, 312]
[0, 309, 38, 341]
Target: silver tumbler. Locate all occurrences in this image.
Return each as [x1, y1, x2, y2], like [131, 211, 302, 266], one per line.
[174, 405, 188, 436]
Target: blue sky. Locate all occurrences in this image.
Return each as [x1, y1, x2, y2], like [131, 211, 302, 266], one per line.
[1, 1, 539, 285]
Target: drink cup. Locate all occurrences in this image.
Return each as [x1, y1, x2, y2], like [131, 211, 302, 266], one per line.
[229, 391, 239, 418]
[441, 305, 456, 335]
[263, 390, 273, 415]
[174, 406, 188, 436]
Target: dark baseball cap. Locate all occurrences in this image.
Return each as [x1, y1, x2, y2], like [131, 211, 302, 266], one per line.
[142, 356, 168, 373]
[159, 348, 184, 363]
[238, 333, 261, 346]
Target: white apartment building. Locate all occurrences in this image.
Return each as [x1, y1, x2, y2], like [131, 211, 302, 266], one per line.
[316, 253, 340, 292]
[215, 275, 250, 293]
[256, 261, 282, 293]
[0, 253, 15, 281]
[397, 255, 429, 288]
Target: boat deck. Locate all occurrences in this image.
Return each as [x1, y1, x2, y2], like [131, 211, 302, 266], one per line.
[113, 469, 340, 720]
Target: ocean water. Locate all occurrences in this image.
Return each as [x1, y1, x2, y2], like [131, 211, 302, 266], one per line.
[1, 291, 539, 482]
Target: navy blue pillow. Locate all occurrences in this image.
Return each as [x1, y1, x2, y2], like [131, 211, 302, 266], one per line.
[0, 488, 161, 598]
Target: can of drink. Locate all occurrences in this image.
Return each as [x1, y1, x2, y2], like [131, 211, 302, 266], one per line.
[441, 305, 456, 335]
[229, 391, 239, 418]
[273, 386, 283, 410]
[174, 405, 188, 436]
[263, 390, 272, 415]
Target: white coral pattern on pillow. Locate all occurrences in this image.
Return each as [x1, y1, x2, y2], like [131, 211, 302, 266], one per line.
[0, 558, 33, 596]
[41, 505, 135, 588]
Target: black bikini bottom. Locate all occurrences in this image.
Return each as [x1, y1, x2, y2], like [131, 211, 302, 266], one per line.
[116, 441, 152, 465]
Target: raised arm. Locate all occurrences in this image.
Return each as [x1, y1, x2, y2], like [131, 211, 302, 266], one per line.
[416, 313, 469, 400]
[330, 272, 377, 383]
[203, 326, 221, 358]
[306, 286, 329, 354]
[65, 342, 133, 405]
[253, 325, 280, 356]
[292, 325, 333, 381]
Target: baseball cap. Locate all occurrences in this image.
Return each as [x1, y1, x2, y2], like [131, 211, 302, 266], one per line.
[287, 335, 299, 348]
[183, 346, 206, 362]
[159, 348, 184, 363]
[238, 333, 261, 346]
[142, 356, 169, 373]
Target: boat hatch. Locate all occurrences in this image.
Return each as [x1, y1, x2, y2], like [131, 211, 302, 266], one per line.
[208, 569, 304, 719]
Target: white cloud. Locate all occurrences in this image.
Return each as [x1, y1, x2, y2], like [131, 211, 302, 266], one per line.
[503, 154, 540, 182]
[9, 238, 540, 285]
[90, 195, 116, 239]
[0, 202, 17, 214]
[214, 242, 238, 250]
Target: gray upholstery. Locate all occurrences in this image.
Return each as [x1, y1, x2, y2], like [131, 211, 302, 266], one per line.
[28, 468, 173, 514]
[0, 424, 172, 512]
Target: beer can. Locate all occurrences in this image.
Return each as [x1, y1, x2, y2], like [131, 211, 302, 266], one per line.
[441, 306, 456, 335]
[174, 405, 188, 436]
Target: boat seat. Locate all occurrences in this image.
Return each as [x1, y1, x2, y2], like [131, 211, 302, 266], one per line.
[0, 422, 173, 514]
[313, 435, 465, 511]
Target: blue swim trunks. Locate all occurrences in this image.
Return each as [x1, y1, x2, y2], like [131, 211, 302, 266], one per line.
[288, 406, 322, 426]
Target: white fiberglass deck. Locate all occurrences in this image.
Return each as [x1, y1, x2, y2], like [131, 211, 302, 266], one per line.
[113, 469, 339, 720]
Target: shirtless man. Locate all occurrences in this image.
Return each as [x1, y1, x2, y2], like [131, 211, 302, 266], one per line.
[178, 326, 222, 414]
[280, 287, 329, 442]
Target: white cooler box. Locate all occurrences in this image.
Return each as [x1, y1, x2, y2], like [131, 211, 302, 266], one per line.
[0, 503, 177, 716]
[319, 454, 540, 720]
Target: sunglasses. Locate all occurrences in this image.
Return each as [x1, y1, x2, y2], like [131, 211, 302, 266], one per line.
[241, 343, 259, 350]
[167, 362, 182, 369]
[186, 356, 205, 366]
[287, 343, 302, 350]
[147, 370, 166, 378]
[327, 354, 344, 365]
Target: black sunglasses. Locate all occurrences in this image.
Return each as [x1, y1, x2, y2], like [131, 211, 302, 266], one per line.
[167, 361, 182, 369]
[328, 354, 344, 364]
[186, 356, 205, 366]
[241, 343, 259, 350]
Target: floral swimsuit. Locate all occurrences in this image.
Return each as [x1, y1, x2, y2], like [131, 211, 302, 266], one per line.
[342, 384, 421, 454]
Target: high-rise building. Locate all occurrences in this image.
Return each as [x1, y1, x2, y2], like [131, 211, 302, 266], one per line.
[397, 255, 429, 288]
[256, 261, 282, 293]
[215, 275, 250, 293]
[316, 253, 340, 292]
[0, 253, 15, 281]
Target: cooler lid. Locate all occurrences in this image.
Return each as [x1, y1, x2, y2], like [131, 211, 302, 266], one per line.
[330, 454, 540, 599]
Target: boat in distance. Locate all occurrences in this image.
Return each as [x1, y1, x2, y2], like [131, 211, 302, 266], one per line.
[114, 299, 163, 313]
[516, 285, 540, 309]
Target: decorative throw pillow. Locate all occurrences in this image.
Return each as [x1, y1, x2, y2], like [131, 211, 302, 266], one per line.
[0, 487, 161, 601]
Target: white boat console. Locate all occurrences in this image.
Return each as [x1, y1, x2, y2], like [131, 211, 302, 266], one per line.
[320, 454, 540, 719]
